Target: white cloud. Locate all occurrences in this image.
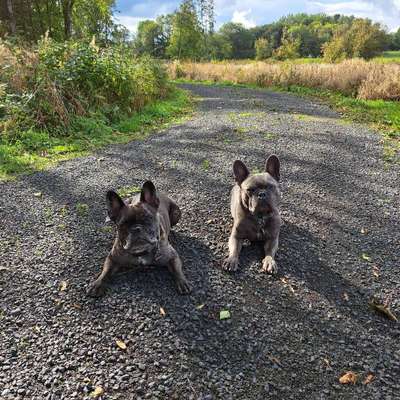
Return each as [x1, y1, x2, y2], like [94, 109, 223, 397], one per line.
[232, 9, 257, 28]
[113, 15, 151, 34]
[307, 0, 400, 31]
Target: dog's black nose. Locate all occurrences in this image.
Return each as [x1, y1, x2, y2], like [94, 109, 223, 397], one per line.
[258, 191, 267, 200]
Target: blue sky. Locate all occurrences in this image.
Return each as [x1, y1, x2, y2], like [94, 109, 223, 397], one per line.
[113, 0, 400, 34]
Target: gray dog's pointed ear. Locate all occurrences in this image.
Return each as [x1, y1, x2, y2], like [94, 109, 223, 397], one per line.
[233, 160, 250, 184]
[265, 155, 280, 182]
[106, 190, 125, 222]
[140, 180, 160, 209]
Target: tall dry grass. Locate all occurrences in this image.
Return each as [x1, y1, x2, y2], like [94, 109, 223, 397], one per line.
[167, 59, 400, 100]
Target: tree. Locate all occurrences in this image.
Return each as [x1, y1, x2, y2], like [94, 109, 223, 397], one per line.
[273, 36, 301, 60]
[6, 0, 16, 34]
[219, 22, 255, 59]
[208, 32, 232, 59]
[134, 20, 165, 56]
[62, 0, 74, 39]
[323, 18, 388, 62]
[255, 38, 272, 60]
[166, 1, 203, 59]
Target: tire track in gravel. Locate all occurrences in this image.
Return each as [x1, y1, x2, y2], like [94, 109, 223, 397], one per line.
[0, 83, 399, 400]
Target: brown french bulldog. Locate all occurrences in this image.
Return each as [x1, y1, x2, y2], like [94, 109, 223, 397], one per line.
[222, 155, 281, 274]
[87, 181, 191, 297]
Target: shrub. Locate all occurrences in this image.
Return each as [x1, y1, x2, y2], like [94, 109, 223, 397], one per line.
[0, 38, 169, 139]
[255, 38, 273, 60]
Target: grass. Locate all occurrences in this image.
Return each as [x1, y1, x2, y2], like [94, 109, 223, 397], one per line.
[173, 78, 399, 162]
[0, 89, 193, 181]
[117, 185, 141, 198]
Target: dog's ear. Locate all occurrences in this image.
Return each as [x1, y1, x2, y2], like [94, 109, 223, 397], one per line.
[233, 160, 250, 185]
[140, 180, 160, 209]
[106, 191, 126, 222]
[265, 155, 280, 182]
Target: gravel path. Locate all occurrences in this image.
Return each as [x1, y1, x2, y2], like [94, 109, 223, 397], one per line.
[0, 83, 399, 400]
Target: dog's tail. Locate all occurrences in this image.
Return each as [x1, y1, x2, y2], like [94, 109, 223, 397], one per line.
[169, 201, 181, 227]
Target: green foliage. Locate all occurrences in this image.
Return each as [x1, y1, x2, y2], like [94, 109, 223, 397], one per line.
[166, 1, 203, 60]
[134, 20, 166, 57]
[273, 36, 301, 60]
[0, 38, 169, 138]
[255, 38, 272, 60]
[323, 19, 388, 62]
[219, 23, 255, 59]
[0, 0, 118, 43]
[0, 88, 192, 180]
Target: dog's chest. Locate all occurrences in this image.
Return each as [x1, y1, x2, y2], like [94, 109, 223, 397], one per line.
[255, 215, 270, 240]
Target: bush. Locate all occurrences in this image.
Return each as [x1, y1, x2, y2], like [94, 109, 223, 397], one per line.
[0, 38, 169, 139]
[255, 38, 273, 60]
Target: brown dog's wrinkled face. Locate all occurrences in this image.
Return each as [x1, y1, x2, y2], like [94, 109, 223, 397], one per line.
[107, 181, 161, 257]
[234, 155, 281, 215]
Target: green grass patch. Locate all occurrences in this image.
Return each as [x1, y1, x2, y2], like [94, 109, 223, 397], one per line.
[0, 89, 193, 181]
[117, 185, 141, 198]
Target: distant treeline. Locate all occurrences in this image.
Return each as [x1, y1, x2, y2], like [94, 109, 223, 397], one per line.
[1, 0, 400, 62]
[133, 1, 400, 62]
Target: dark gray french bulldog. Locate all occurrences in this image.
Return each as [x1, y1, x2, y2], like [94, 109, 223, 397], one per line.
[87, 181, 191, 297]
[222, 155, 281, 274]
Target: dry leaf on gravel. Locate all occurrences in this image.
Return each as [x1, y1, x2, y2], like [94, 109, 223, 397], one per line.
[196, 304, 205, 310]
[116, 340, 127, 350]
[89, 386, 104, 398]
[33, 192, 42, 198]
[339, 371, 358, 384]
[364, 373, 375, 385]
[160, 307, 166, 316]
[59, 281, 67, 291]
[372, 266, 380, 278]
[342, 292, 349, 301]
[369, 298, 398, 321]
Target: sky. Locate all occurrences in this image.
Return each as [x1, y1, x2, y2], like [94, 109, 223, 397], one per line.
[113, 0, 400, 35]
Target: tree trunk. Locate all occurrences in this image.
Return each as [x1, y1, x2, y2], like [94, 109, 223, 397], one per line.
[6, 0, 16, 35]
[62, 0, 74, 39]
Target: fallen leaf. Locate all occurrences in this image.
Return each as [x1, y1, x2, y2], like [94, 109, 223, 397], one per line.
[196, 304, 205, 310]
[160, 307, 166, 316]
[219, 310, 231, 320]
[323, 358, 331, 367]
[116, 339, 127, 350]
[206, 219, 213, 224]
[360, 228, 368, 234]
[342, 292, 349, 301]
[33, 192, 42, 198]
[59, 281, 67, 291]
[369, 298, 398, 321]
[72, 303, 82, 310]
[364, 373, 375, 385]
[89, 386, 104, 398]
[361, 253, 371, 262]
[372, 266, 380, 278]
[339, 371, 358, 384]
[33, 325, 41, 333]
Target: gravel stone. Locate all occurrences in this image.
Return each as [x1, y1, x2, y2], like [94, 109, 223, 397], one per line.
[0, 83, 398, 399]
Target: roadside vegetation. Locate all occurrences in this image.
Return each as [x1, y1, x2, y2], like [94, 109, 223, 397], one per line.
[0, 1, 192, 180]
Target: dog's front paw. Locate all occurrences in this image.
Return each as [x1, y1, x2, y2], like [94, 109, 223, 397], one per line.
[176, 277, 192, 295]
[222, 256, 239, 272]
[261, 256, 278, 275]
[86, 281, 106, 298]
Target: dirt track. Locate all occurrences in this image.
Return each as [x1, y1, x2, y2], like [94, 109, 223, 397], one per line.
[0, 83, 399, 399]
